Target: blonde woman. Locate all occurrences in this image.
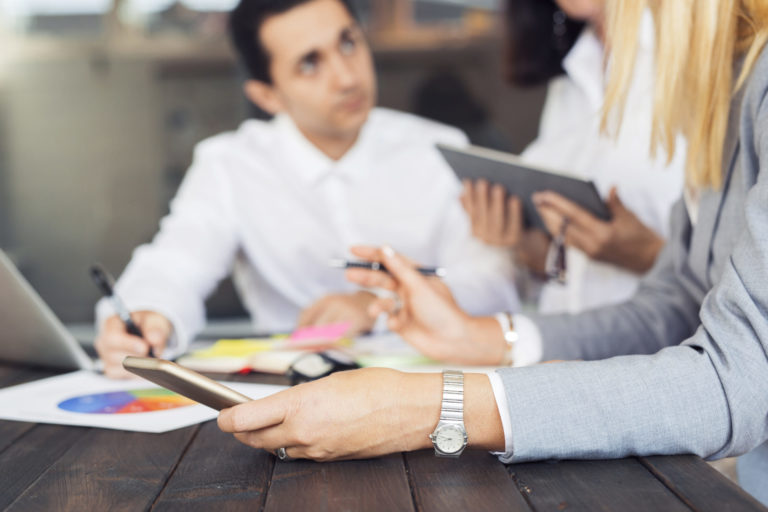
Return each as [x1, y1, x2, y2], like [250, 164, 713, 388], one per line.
[218, 1, 768, 504]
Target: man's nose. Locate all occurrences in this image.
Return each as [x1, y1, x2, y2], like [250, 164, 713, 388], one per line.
[329, 53, 359, 89]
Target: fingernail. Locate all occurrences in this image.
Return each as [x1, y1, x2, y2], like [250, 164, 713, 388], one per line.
[382, 245, 395, 258]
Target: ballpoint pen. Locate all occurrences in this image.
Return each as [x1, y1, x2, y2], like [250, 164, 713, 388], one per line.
[329, 259, 447, 278]
[89, 264, 154, 357]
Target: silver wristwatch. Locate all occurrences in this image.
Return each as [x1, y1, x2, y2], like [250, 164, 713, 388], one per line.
[429, 370, 468, 457]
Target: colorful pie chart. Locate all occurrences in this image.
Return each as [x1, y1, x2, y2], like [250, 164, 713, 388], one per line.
[58, 388, 196, 414]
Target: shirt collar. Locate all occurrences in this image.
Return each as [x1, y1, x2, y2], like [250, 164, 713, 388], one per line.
[274, 111, 374, 188]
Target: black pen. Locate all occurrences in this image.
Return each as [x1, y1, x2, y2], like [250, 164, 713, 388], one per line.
[89, 264, 153, 356]
[329, 259, 447, 278]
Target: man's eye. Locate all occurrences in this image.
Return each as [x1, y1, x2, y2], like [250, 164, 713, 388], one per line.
[340, 36, 356, 55]
[299, 57, 318, 75]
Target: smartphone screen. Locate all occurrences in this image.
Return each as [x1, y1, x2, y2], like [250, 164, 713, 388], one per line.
[123, 356, 251, 410]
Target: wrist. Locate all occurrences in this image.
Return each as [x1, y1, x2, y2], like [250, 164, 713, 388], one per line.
[395, 372, 443, 451]
[464, 373, 505, 451]
[396, 372, 505, 454]
[465, 315, 509, 365]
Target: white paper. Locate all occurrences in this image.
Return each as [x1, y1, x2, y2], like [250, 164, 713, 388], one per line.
[0, 371, 287, 433]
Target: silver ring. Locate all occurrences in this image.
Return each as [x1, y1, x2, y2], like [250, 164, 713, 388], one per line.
[276, 447, 289, 461]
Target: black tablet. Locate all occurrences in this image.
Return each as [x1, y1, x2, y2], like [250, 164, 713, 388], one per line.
[438, 144, 610, 231]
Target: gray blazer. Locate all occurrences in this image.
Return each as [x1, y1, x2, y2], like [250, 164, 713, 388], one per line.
[496, 42, 768, 478]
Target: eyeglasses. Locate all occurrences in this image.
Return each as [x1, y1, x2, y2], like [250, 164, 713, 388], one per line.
[544, 218, 568, 284]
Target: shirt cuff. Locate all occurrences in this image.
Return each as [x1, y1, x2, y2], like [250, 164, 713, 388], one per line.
[512, 314, 543, 367]
[487, 371, 515, 463]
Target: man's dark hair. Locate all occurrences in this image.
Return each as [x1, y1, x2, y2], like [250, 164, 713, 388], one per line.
[229, 0, 357, 84]
[504, 0, 585, 87]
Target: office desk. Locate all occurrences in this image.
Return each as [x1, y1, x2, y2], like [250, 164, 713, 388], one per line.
[1, 364, 765, 512]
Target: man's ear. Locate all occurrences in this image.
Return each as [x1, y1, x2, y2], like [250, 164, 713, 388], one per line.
[243, 80, 284, 115]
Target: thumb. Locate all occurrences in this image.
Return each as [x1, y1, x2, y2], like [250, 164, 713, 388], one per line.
[139, 313, 172, 353]
[607, 187, 627, 216]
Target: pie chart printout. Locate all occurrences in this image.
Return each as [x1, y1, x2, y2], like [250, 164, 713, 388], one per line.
[58, 389, 196, 414]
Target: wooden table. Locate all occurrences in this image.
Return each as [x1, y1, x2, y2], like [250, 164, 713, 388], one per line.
[1, 363, 765, 512]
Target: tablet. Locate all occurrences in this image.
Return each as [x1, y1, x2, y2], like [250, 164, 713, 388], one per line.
[123, 356, 251, 411]
[438, 144, 611, 230]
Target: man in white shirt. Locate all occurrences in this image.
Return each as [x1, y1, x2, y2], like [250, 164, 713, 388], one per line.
[95, 0, 517, 377]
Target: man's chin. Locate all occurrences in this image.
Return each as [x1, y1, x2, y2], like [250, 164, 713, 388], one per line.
[334, 106, 372, 137]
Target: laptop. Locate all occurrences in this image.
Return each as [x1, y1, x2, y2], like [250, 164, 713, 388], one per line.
[0, 250, 94, 371]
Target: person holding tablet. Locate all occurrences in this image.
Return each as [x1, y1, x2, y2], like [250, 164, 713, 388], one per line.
[461, 0, 685, 318]
[219, 1, 768, 503]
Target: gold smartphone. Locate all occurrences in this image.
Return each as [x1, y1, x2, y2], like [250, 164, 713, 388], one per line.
[123, 356, 251, 410]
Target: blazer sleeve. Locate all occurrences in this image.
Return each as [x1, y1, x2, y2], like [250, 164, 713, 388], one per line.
[527, 197, 704, 361]
[493, 71, 768, 463]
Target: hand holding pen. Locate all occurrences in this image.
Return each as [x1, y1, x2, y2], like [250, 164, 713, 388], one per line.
[90, 264, 160, 361]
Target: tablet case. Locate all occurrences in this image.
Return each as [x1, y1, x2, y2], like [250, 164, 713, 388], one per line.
[438, 144, 611, 231]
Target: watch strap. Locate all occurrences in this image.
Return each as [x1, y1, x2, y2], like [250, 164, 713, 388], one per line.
[439, 369, 464, 423]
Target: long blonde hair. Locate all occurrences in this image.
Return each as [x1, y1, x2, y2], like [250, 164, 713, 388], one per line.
[602, 0, 768, 189]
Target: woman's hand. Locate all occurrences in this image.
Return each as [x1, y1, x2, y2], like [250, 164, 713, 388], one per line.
[533, 187, 664, 273]
[344, 246, 508, 365]
[461, 179, 523, 247]
[217, 368, 505, 461]
[461, 180, 551, 274]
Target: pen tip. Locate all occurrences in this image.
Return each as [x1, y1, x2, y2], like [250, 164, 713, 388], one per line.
[435, 268, 448, 278]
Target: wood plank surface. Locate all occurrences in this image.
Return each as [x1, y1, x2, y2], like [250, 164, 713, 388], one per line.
[406, 449, 531, 512]
[0, 421, 36, 454]
[509, 458, 690, 512]
[0, 425, 91, 510]
[640, 455, 768, 512]
[264, 453, 414, 512]
[2, 364, 762, 512]
[5, 426, 198, 512]
[152, 420, 274, 511]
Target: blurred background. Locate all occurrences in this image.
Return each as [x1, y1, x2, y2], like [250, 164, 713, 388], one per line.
[0, 0, 547, 326]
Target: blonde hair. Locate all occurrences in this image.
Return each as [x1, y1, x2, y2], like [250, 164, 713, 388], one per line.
[602, 0, 768, 189]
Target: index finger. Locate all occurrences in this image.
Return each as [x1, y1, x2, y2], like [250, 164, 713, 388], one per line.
[348, 246, 421, 291]
[218, 390, 290, 434]
[345, 268, 398, 291]
[533, 191, 606, 233]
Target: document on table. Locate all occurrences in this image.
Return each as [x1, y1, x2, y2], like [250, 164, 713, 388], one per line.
[0, 371, 287, 433]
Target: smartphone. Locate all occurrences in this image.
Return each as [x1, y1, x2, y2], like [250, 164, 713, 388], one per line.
[123, 356, 251, 410]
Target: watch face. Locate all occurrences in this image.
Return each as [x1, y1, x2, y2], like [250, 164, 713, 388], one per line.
[435, 425, 466, 454]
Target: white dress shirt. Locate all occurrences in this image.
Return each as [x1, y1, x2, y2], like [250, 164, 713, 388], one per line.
[97, 108, 518, 353]
[507, 13, 686, 370]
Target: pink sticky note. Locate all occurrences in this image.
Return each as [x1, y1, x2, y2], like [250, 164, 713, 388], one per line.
[289, 322, 351, 344]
